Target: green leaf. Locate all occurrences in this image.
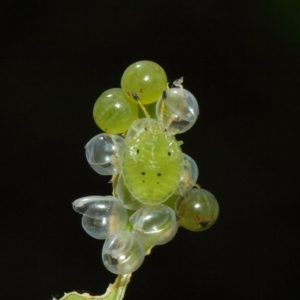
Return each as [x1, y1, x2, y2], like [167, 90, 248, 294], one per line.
[56, 274, 132, 300]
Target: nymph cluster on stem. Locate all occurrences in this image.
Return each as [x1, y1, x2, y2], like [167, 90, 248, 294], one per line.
[73, 60, 219, 275]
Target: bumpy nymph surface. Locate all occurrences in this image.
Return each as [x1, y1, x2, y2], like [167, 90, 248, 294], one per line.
[121, 119, 183, 205]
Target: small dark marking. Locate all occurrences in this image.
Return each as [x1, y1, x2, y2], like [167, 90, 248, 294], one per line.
[137, 149, 139, 154]
[157, 173, 161, 176]
[141, 172, 145, 175]
[127, 92, 130, 96]
[144, 127, 147, 131]
[157, 182, 159, 184]
[142, 180, 145, 183]
[200, 222, 209, 227]
[104, 254, 118, 265]
[140, 88, 143, 93]
[168, 151, 171, 156]
[132, 91, 139, 101]
[162, 90, 167, 100]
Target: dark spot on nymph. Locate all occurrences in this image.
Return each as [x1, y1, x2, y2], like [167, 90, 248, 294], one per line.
[168, 151, 171, 156]
[137, 149, 139, 154]
[141, 172, 145, 175]
[104, 253, 118, 265]
[157, 173, 161, 176]
[162, 90, 167, 100]
[132, 91, 139, 101]
[200, 222, 209, 227]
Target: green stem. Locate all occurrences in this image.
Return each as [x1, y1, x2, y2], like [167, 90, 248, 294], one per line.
[113, 274, 132, 300]
[57, 273, 132, 300]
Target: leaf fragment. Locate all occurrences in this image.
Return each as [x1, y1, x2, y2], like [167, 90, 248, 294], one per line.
[57, 274, 132, 300]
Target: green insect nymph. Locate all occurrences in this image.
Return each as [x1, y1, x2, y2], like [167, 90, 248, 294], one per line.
[121, 118, 184, 205]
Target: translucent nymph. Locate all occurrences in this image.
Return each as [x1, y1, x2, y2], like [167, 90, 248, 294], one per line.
[72, 196, 127, 239]
[156, 86, 199, 134]
[121, 118, 184, 205]
[85, 133, 125, 175]
[130, 204, 178, 245]
[102, 231, 145, 275]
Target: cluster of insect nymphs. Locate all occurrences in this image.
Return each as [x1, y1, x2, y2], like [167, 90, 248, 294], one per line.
[73, 60, 219, 275]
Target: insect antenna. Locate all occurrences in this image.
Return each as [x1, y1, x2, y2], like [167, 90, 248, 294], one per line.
[160, 90, 180, 132]
[131, 91, 150, 119]
[159, 90, 167, 122]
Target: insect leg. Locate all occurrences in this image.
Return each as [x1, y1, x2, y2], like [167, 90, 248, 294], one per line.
[166, 113, 178, 128]
[195, 183, 201, 189]
[132, 91, 150, 119]
[159, 90, 167, 122]
[160, 90, 181, 134]
[110, 173, 119, 195]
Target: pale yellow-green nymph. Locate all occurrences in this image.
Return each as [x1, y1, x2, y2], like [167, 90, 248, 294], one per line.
[121, 118, 184, 205]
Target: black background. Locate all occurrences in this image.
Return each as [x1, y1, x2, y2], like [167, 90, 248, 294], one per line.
[1, 0, 300, 299]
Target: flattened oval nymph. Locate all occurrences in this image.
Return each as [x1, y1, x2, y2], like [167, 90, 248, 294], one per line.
[121, 119, 183, 205]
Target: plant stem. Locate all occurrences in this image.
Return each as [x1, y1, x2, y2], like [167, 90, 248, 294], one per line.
[113, 274, 132, 300]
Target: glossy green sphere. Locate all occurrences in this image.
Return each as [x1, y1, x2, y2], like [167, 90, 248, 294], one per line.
[93, 88, 138, 134]
[175, 188, 219, 232]
[121, 61, 167, 105]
